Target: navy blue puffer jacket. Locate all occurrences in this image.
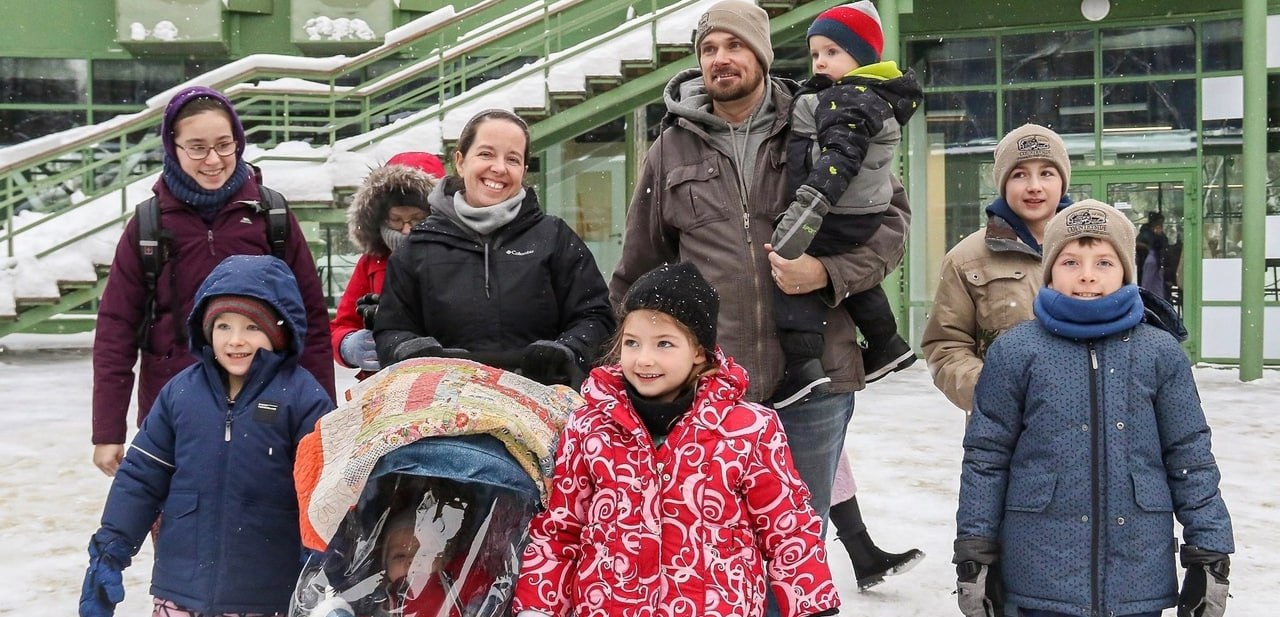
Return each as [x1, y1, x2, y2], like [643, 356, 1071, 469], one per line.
[94, 255, 333, 614]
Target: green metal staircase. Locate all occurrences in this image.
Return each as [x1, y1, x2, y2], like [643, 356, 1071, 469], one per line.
[0, 0, 823, 337]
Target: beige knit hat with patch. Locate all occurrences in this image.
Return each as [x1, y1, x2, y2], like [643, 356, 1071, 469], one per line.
[695, 0, 774, 72]
[993, 123, 1071, 199]
[1041, 199, 1137, 286]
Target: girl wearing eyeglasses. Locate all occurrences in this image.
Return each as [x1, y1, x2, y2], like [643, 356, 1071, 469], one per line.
[91, 86, 338, 480]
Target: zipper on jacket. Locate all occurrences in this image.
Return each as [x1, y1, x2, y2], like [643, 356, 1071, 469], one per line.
[224, 399, 234, 442]
[207, 229, 215, 255]
[1088, 343, 1102, 616]
[482, 241, 492, 299]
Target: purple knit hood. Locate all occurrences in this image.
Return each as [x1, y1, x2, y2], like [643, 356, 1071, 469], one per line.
[160, 86, 246, 161]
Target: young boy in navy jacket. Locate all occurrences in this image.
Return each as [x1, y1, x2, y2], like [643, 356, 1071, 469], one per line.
[953, 200, 1233, 617]
[79, 255, 333, 617]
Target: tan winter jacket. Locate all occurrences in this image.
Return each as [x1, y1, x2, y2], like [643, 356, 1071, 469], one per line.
[920, 215, 1043, 412]
[610, 69, 911, 403]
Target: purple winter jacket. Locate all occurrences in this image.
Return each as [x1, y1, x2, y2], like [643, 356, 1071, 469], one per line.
[91, 173, 336, 445]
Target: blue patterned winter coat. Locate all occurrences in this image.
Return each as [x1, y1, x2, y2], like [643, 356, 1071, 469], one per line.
[957, 320, 1233, 617]
[95, 255, 333, 614]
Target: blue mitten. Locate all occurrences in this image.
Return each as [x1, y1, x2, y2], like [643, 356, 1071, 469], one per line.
[79, 533, 133, 617]
[339, 329, 380, 371]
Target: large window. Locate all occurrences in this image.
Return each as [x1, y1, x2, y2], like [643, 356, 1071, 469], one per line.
[1002, 30, 1094, 84]
[0, 58, 88, 104]
[91, 59, 186, 105]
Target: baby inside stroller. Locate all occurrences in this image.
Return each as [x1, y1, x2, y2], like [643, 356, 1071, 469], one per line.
[290, 357, 579, 617]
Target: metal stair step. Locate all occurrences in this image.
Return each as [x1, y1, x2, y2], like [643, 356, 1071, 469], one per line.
[15, 296, 60, 309]
[585, 74, 623, 95]
[57, 279, 99, 294]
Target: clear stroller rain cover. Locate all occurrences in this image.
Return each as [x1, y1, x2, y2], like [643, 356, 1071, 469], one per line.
[290, 358, 579, 617]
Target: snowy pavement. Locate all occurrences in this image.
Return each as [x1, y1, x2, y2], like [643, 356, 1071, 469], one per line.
[0, 340, 1275, 616]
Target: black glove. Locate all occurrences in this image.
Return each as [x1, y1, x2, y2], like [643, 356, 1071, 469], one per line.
[356, 293, 380, 330]
[393, 336, 444, 362]
[79, 532, 134, 617]
[521, 340, 579, 386]
[953, 537, 1003, 617]
[1178, 545, 1230, 617]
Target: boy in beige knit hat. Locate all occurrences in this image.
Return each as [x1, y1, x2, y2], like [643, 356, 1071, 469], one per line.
[953, 199, 1233, 617]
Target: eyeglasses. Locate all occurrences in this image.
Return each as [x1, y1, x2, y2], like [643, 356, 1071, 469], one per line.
[176, 141, 238, 161]
[385, 214, 428, 230]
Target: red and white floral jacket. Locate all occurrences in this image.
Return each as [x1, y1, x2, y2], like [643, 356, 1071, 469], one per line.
[513, 351, 839, 617]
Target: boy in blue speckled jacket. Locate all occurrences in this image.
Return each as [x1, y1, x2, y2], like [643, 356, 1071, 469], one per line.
[952, 200, 1233, 617]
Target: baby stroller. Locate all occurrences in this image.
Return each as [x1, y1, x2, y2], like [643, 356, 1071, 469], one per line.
[290, 356, 580, 617]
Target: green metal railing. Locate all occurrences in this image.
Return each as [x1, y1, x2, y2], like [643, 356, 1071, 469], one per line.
[0, 0, 821, 337]
[1, 0, 699, 259]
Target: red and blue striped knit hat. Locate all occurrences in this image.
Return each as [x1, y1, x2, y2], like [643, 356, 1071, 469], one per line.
[807, 1, 885, 68]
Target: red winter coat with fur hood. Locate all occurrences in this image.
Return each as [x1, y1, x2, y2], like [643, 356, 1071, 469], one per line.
[513, 351, 839, 617]
[331, 162, 437, 368]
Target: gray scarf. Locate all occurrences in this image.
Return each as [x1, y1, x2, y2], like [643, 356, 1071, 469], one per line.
[380, 226, 408, 254]
[451, 188, 526, 236]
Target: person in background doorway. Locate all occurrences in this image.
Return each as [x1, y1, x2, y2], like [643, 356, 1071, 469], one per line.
[1136, 212, 1168, 300]
[332, 152, 444, 380]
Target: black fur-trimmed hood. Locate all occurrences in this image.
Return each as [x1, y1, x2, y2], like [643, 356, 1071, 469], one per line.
[347, 164, 437, 255]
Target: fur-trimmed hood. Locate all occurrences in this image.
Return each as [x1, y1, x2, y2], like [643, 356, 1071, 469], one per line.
[347, 164, 438, 255]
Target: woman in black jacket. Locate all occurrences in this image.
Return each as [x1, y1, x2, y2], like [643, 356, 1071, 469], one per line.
[374, 109, 614, 387]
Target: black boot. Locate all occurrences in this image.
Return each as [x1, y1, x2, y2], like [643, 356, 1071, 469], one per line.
[829, 496, 925, 591]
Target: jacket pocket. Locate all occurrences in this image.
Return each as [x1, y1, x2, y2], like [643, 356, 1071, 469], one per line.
[226, 500, 303, 600]
[963, 261, 1034, 334]
[157, 491, 199, 581]
[1005, 472, 1056, 513]
[572, 523, 617, 613]
[702, 523, 763, 616]
[1132, 470, 1174, 512]
[665, 159, 732, 229]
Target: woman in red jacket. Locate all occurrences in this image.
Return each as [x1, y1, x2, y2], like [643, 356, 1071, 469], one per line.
[513, 263, 839, 617]
[332, 152, 443, 379]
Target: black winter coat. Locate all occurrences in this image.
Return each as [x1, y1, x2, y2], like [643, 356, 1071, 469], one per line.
[374, 178, 615, 374]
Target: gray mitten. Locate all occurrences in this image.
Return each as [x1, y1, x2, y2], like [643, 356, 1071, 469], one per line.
[1177, 545, 1230, 617]
[953, 536, 1003, 617]
[771, 185, 830, 260]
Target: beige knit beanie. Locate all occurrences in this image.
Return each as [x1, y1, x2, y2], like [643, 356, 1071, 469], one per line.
[1041, 199, 1137, 286]
[992, 123, 1071, 199]
[695, 0, 774, 72]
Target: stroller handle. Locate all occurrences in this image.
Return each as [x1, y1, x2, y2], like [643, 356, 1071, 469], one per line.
[433, 348, 526, 372]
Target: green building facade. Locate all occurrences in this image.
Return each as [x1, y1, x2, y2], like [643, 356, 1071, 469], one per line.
[2, 0, 1277, 365]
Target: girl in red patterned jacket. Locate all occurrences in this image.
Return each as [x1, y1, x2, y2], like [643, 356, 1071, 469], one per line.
[512, 262, 839, 617]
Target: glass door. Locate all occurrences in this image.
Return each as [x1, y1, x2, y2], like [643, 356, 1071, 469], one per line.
[1070, 167, 1201, 359]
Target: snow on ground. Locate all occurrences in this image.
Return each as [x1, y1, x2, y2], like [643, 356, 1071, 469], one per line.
[0, 338, 1275, 615]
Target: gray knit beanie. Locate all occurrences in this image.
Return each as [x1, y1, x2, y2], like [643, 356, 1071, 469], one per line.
[1041, 199, 1137, 286]
[992, 123, 1071, 199]
[695, 0, 774, 72]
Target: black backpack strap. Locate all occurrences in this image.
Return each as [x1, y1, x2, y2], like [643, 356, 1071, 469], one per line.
[134, 197, 167, 348]
[259, 186, 290, 259]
